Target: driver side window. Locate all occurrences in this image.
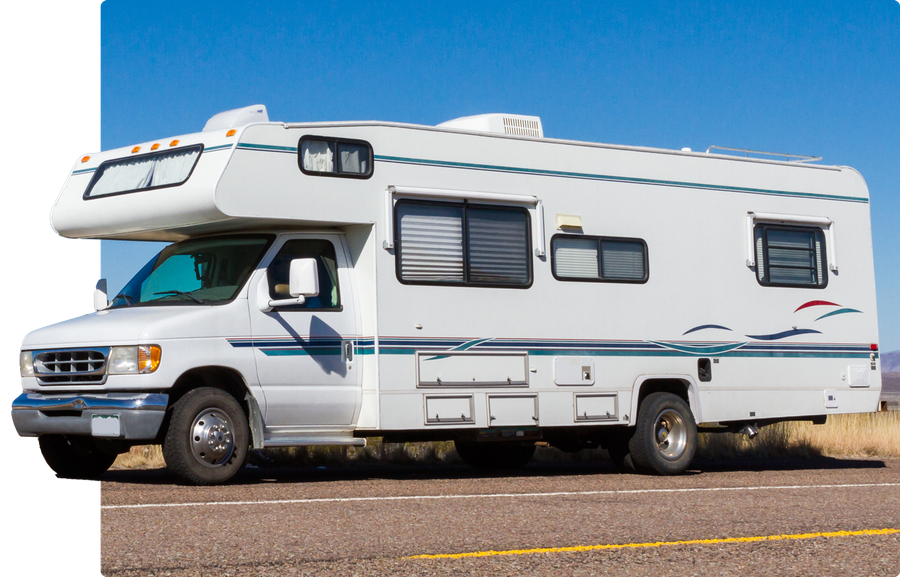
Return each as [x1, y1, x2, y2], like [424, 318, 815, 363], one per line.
[266, 239, 341, 310]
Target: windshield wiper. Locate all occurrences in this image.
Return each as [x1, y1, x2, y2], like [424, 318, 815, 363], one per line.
[153, 290, 206, 304]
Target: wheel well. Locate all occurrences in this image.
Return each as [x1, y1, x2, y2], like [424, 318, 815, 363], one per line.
[636, 378, 691, 413]
[168, 366, 249, 405]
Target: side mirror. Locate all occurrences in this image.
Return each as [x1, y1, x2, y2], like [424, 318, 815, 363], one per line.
[93, 279, 109, 311]
[258, 258, 320, 312]
[288, 258, 319, 298]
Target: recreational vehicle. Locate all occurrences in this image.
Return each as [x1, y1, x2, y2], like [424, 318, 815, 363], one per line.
[12, 105, 882, 484]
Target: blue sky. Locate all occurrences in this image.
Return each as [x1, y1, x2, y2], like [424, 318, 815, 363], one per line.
[100, 0, 900, 350]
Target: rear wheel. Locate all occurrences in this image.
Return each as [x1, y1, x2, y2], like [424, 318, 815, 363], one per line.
[39, 435, 118, 479]
[628, 392, 697, 475]
[454, 440, 535, 470]
[163, 387, 249, 485]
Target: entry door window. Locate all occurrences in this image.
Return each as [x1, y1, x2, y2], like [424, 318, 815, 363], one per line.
[266, 239, 341, 310]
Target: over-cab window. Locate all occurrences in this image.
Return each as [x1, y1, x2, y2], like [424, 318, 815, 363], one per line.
[552, 235, 648, 283]
[298, 136, 372, 178]
[754, 224, 827, 288]
[395, 200, 532, 288]
[84, 144, 203, 199]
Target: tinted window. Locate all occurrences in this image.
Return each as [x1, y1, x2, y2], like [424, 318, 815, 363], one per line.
[396, 201, 531, 288]
[552, 235, 648, 283]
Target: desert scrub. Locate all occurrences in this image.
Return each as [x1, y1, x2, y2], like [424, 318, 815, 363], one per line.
[110, 411, 900, 470]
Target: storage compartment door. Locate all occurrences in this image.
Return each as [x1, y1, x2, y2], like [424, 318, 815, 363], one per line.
[488, 395, 538, 427]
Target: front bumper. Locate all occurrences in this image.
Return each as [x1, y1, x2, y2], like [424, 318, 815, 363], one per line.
[11, 392, 168, 440]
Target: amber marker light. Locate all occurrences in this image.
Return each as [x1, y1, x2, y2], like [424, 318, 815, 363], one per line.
[151, 143, 160, 150]
[138, 345, 162, 374]
[169, 139, 179, 146]
[226, 129, 237, 137]
[81, 155, 90, 163]
[131, 146, 141, 153]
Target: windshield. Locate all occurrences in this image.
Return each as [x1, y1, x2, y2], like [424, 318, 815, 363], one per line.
[108, 235, 274, 309]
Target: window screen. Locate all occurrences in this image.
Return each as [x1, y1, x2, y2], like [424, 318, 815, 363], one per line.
[754, 225, 827, 287]
[396, 201, 531, 287]
[552, 235, 647, 283]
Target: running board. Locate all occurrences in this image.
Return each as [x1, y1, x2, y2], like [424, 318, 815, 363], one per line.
[262, 436, 367, 448]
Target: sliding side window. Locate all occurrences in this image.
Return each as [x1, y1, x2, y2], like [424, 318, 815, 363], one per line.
[395, 201, 531, 288]
[552, 235, 648, 283]
[298, 136, 372, 178]
[754, 225, 827, 288]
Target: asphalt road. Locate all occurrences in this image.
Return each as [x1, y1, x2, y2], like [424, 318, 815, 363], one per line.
[101, 457, 900, 576]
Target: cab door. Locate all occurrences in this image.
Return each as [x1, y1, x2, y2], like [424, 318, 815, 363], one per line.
[248, 234, 360, 428]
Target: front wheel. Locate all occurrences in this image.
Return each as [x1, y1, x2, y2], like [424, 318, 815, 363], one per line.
[39, 435, 118, 479]
[628, 392, 697, 475]
[163, 387, 249, 485]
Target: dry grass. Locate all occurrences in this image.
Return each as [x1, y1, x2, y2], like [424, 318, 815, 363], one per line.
[110, 411, 900, 470]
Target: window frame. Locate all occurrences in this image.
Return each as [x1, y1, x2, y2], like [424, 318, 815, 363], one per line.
[83, 144, 205, 200]
[754, 223, 828, 289]
[107, 233, 275, 310]
[264, 237, 344, 312]
[297, 135, 374, 179]
[550, 233, 649, 284]
[394, 199, 533, 289]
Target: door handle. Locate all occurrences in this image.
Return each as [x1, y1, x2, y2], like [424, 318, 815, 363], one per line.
[344, 341, 353, 362]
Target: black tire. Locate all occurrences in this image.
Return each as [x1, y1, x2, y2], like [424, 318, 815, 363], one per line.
[163, 387, 249, 485]
[628, 392, 697, 475]
[454, 440, 535, 470]
[39, 435, 118, 479]
[604, 430, 637, 473]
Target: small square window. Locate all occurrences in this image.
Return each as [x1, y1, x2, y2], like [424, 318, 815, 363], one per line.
[754, 225, 827, 288]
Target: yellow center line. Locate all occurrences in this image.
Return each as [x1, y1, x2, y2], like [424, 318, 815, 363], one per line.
[406, 528, 900, 560]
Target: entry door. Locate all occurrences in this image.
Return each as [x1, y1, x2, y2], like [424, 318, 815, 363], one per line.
[248, 235, 359, 427]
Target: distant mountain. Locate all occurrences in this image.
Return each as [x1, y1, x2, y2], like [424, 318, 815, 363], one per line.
[883, 350, 900, 373]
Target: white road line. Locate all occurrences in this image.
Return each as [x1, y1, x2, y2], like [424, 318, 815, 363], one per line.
[101, 482, 900, 510]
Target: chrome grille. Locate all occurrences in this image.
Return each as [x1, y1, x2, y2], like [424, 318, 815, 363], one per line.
[33, 348, 109, 385]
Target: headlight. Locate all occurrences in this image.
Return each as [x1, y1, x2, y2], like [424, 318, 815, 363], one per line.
[19, 351, 34, 377]
[108, 345, 161, 374]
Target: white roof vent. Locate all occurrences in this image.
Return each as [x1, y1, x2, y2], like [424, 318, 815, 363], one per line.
[202, 104, 269, 132]
[438, 113, 543, 138]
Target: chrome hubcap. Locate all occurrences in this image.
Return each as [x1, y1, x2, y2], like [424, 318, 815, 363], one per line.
[190, 408, 235, 468]
[654, 408, 687, 460]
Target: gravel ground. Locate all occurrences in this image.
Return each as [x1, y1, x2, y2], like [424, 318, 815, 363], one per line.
[101, 458, 900, 576]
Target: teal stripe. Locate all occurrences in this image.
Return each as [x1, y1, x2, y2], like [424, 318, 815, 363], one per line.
[374, 155, 867, 203]
[529, 350, 871, 359]
[205, 144, 234, 152]
[237, 143, 298, 152]
[72, 168, 95, 174]
[262, 349, 341, 357]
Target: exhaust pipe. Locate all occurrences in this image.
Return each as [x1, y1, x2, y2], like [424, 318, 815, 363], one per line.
[739, 424, 759, 439]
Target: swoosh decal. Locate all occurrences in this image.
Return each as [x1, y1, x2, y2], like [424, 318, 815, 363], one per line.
[745, 329, 822, 341]
[814, 308, 862, 322]
[422, 338, 494, 361]
[794, 300, 841, 313]
[682, 324, 732, 336]
[649, 341, 747, 355]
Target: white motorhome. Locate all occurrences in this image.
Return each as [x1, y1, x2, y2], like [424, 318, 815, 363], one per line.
[12, 105, 882, 484]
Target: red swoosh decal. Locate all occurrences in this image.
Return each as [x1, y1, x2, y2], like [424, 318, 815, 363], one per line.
[794, 300, 840, 313]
